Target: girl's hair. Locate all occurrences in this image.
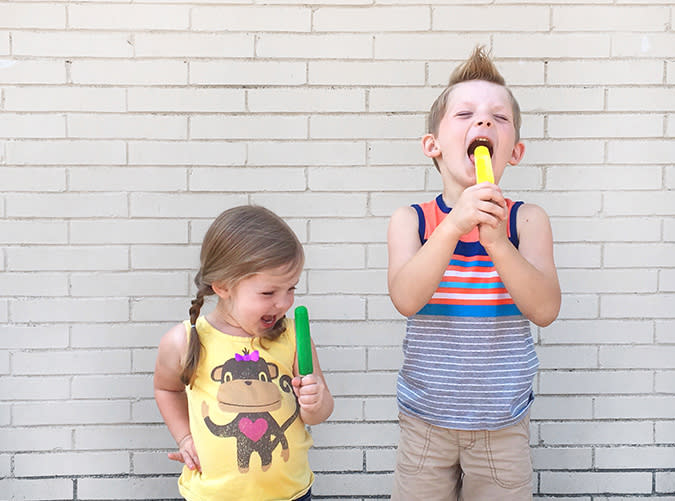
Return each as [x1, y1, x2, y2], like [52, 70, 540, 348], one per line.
[427, 45, 522, 171]
[180, 205, 305, 386]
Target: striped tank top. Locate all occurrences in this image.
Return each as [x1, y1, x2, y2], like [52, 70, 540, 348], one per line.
[397, 194, 539, 430]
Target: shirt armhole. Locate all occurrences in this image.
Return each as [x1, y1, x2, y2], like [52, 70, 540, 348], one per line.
[509, 201, 524, 249]
[411, 204, 426, 244]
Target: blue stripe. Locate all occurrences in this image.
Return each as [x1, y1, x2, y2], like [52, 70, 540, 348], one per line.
[438, 281, 505, 289]
[449, 258, 493, 268]
[417, 303, 522, 317]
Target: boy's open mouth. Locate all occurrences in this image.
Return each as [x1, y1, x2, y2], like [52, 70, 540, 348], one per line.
[467, 137, 494, 159]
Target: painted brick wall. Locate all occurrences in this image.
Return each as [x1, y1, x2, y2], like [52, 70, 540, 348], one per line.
[1, 1, 673, 499]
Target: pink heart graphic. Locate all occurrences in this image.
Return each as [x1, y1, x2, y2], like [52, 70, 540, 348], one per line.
[238, 418, 268, 442]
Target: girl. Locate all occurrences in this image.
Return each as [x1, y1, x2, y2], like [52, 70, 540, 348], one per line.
[154, 205, 334, 501]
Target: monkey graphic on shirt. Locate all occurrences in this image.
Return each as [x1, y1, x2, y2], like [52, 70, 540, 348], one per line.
[201, 348, 300, 473]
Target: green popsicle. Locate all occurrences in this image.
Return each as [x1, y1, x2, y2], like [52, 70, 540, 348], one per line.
[294, 305, 313, 375]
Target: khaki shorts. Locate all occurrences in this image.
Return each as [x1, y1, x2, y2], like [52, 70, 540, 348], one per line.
[391, 412, 533, 501]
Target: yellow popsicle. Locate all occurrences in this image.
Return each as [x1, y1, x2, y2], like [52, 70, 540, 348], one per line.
[474, 145, 494, 184]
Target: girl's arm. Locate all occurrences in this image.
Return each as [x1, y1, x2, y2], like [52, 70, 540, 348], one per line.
[154, 323, 201, 471]
[292, 339, 334, 426]
[483, 203, 561, 327]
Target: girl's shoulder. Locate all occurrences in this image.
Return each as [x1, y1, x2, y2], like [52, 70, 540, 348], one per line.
[158, 321, 189, 358]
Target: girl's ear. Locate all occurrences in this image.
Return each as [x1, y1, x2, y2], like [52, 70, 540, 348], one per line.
[508, 141, 525, 165]
[211, 281, 230, 299]
[421, 134, 441, 159]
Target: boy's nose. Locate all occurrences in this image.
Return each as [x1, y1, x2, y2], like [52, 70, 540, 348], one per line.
[476, 119, 492, 127]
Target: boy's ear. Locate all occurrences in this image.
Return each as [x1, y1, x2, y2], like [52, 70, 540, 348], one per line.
[422, 134, 441, 159]
[508, 141, 525, 166]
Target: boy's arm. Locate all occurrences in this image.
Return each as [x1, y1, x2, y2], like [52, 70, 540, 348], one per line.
[483, 203, 561, 327]
[387, 205, 461, 317]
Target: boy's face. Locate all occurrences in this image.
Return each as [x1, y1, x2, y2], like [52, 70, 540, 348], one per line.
[424, 80, 524, 185]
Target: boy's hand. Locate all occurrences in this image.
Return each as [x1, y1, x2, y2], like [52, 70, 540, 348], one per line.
[168, 434, 201, 472]
[291, 374, 327, 415]
[444, 183, 507, 237]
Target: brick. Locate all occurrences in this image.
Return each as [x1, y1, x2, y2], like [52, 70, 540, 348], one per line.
[550, 60, 663, 85]
[130, 193, 247, 218]
[314, 473, 393, 496]
[525, 139, 604, 165]
[537, 346, 597, 369]
[73, 375, 152, 399]
[256, 193, 367, 218]
[131, 297, 190, 322]
[608, 87, 675, 111]
[248, 88, 365, 113]
[7, 246, 128, 271]
[130, 245, 198, 271]
[433, 6, 548, 31]
[14, 350, 130, 375]
[368, 295, 403, 320]
[193, 6, 310, 32]
[309, 166, 425, 191]
[0, 113, 66, 138]
[258, 33, 371, 59]
[11, 298, 128, 323]
[540, 320, 653, 345]
[15, 451, 129, 477]
[129, 140, 246, 166]
[600, 345, 675, 369]
[310, 218, 387, 244]
[539, 370, 652, 395]
[131, 348, 156, 373]
[0, 479, 73, 500]
[656, 472, 675, 492]
[0, 166, 66, 191]
[69, 166, 187, 192]
[613, 33, 675, 57]
[309, 61, 425, 86]
[364, 397, 398, 421]
[191, 60, 305, 85]
[375, 34, 486, 60]
[131, 399, 164, 424]
[495, 34, 610, 58]
[4, 86, 126, 112]
[13, 32, 133, 57]
[541, 471, 652, 494]
[191, 115, 306, 140]
[366, 449, 396, 472]
[249, 141, 364, 166]
[554, 294, 598, 320]
[327, 397, 363, 422]
[531, 447, 593, 470]
[0, 272, 67, 297]
[519, 87, 605, 113]
[553, 6, 669, 31]
[311, 114, 423, 140]
[14, 401, 129, 426]
[559, 269, 657, 294]
[606, 191, 673, 216]
[77, 477, 180, 500]
[432, 61, 545, 87]
[368, 347, 403, 371]
[540, 422, 653, 446]
[72, 60, 187, 85]
[69, 114, 187, 139]
[0, 376, 69, 400]
[315, 7, 428, 31]
[132, 451, 182, 475]
[327, 372, 396, 397]
[128, 88, 245, 112]
[532, 396, 593, 421]
[605, 243, 675, 268]
[0, 427, 70, 452]
[310, 448, 363, 472]
[134, 33, 253, 58]
[73, 220, 188, 244]
[609, 139, 672, 164]
[316, 347, 366, 372]
[0, 325, 68, 349]
[75, 424, 172, 450]
[369, 87, 443, 113]
[309, 270, 386, 294]
[549, 113, 661, 139]
[553, 243, 602, 269]
[548, 166, 662, 191]
[7, 139, 125, 165]
[7, 193, 127, 218]
[0, 60, 65, 84]
[367, 244, 388, 269]
[596, 396, 675, 419]
[312, 422, 398, 447]
[601, 294, 675, 319]
[656, 320, 675, 343]
[69, 4, 189, 30]
[655, 421, 675, 444]
[0, 221, 67, 245]
[552, 217, 660, 242]
[0, 4, 66, 29]
[302, 244, 366, 270]
[71, 271, 187, 297]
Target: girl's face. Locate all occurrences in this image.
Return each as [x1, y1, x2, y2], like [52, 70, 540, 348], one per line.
[212, 264, 301, 338]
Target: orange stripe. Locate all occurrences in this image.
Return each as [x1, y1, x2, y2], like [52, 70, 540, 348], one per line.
[429, 298, 515, 306]
[437, 287, 508, 295]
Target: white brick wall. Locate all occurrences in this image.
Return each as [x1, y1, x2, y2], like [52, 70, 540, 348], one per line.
[1, 1, 673, 500]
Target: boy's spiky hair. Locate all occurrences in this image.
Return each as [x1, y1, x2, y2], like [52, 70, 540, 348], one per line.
[426, 45, 522, 170]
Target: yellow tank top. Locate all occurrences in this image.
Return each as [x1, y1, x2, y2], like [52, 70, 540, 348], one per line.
[178, 316, 313, 501]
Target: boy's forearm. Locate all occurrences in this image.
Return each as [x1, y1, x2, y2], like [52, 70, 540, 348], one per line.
[486, 239, 560, 327]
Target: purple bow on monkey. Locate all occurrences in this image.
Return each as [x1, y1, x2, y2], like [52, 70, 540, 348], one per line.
[235, 350, 260, 362]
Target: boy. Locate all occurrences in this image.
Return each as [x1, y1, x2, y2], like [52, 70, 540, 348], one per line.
[387, 46, 561, 500]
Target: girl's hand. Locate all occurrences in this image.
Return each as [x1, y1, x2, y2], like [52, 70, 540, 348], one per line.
[291, 374, 327, 415]
[168, 433, 201, 472]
